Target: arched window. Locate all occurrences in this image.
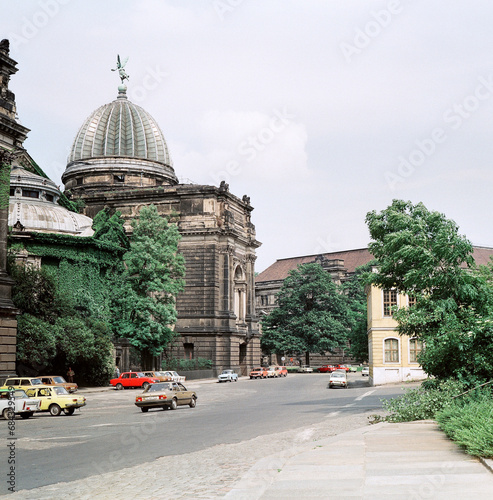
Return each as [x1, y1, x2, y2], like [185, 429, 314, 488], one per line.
[384, 337, 399, 363]
[409, 338, 423, 363]
[234, 265, 246, 323]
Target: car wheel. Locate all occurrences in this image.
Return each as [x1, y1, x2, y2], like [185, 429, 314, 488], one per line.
[116, 383, 123, 390]
[170, 398, 177, 410]
[142, 382, 149, 389]
[189, 397, 196, 408]
[141, 407, 149, 413]
[20, 412, 34, 419]
[49, 404, 62, 416]
[64, 408, 75, 416]
[2, 408, 14, 420]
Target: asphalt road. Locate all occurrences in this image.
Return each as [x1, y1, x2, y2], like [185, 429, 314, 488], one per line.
[2, 373, 412, 491]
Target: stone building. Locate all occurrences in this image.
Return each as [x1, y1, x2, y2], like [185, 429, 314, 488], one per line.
[0, 40, 29, 376]
[61, 80, 261, 375]
[255, 248, 373, 366]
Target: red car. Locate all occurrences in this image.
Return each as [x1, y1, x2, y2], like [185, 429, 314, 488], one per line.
[335, 364, 351, 372]
[318, 365, 336, 373]
[110, 372, 160, 390]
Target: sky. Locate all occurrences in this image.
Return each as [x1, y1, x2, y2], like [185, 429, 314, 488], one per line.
[3, 0, 493, 272]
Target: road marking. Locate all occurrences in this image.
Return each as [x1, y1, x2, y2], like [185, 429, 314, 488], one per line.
[355, 390, 376, 401]
[326, 411, 340, 417]
[344, 403, 356, 407]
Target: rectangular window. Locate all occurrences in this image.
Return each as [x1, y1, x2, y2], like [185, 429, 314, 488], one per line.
[408, 295, 416, 307]
[114, 174, 125, 183]
[384, 338, 399, 362]
[383, 289, 397, 316]
[22, 189, 39, 199]
[409, 338, 423, 362]
[76, 177, 83, 186]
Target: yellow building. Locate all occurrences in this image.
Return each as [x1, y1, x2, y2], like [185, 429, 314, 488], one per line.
[367, 280, 426, 386]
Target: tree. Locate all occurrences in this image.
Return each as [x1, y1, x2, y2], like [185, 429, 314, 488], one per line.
[341, 263, 375, 363]
[111, 205, 185, 368]
[261, 263, 350, 365]
[365, 200, 493, 384]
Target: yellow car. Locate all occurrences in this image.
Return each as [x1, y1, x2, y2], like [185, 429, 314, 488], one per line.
[25, 386, 86, 416]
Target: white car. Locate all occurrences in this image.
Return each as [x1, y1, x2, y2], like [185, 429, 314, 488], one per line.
[162, 371, 186, 383]
[329, 370, 348, 388]
[361, 367, 369, 376]
[298, 365, 313, 373]
[0, 388, 41, 419]
[218, 369, 238, 382]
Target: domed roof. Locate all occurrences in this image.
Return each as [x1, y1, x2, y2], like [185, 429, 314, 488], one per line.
[67, 90, 173, 167]
[10, 166, 94, 236]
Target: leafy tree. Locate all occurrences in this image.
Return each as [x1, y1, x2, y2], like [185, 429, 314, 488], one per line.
[365, 199, 493, 384]
[92, 209, 130, 249]
[261, 263, 350, 365]
[341, 262, 375, 363]
[111, 205, 185, 368]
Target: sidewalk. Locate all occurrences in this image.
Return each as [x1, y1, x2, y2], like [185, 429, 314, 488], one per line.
[226, 420, 493, 500]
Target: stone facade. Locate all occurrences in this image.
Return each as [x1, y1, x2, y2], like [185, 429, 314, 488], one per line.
[0, 40, 29, 376]
[61, 87, 261, 376]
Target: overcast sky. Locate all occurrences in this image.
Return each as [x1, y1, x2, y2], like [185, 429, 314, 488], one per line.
[3, 1, 493, 272]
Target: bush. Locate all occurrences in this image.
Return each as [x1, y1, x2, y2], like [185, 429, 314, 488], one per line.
[162, 358, 213, 371]
[436, 390, 493, 458]
[382, 379, 464, 422]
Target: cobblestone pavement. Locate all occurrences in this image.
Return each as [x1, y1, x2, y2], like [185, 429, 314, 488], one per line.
[5, 411, 375, 499]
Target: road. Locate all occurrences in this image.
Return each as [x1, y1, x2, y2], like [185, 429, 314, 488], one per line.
[1, 373, 413, 495]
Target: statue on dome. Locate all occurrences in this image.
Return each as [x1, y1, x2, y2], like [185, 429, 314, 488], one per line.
[111, 55, 129, 85]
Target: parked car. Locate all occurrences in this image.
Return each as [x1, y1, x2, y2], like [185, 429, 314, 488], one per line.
[275, 366, 288, 377]
[110, 372, 160, 390]
[135, 382, 197, 412]
[266, 366, 278, 378]
[329, 370, 348, 388]
[298, 365, 314, 373]
[335, 364, 351, 372]
[161, 371, 186, 383]
[0, 388, 41, 419]
[361, 367, 369, 376]
[39, 375, 78, 393]
[317, 365, 336, 373]
[25, 386, 86, 415]
[347, 365, 358, 373]
[249, 367, 268, 379]
[1, 377, 44, 389]
[143, 371, 170, 382]
[218, 369, 238, 382]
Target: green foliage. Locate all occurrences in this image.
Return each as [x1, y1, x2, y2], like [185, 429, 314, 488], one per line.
[365, 200, 493, 383]
[16, 314, 57, 369]
[261, 263, 350, 364]
[111, 205, 185, 362]
[341, 262, 375, 363]
[92, 209, 130, 249]
[162, 357, 213, 371]
[436, 390, 493, 458]
[9, 264, 67, 322]
[382, 379, 465, 422]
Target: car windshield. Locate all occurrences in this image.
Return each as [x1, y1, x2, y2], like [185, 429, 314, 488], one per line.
[136, 372, 146, 377]
[31, 379, 43, 385]
[221, 370, 233, 374]
[13, 390, 28, 398]
[331, 373, 345, 378]
[53, 377, 66, 383]
[53, 386, 69, 395]
[145, 383, 172, 392]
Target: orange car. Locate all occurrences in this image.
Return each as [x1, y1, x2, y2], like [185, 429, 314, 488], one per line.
[249, 367, 268, 379]
[275, 366, 288, 377]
